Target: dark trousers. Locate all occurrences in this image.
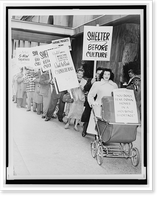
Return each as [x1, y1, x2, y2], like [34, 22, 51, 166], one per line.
[82, 122, 89, 134]
[57, 100, 65, 121]
[46, 98, 59, 119]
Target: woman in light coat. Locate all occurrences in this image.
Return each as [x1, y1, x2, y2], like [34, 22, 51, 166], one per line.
[33, 70, 43, 115]
[87, 68, 118, 135]
[65, 68, 87, 131]
[39, 70, 51, 118]
[16, 68, 27, 108]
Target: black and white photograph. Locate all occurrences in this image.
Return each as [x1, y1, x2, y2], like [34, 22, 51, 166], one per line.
[1, 1, 153, 190]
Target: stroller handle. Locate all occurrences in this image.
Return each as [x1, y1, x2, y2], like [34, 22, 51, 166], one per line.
[91, 104, 102, 124]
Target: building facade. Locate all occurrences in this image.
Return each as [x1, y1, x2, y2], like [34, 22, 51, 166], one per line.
[11, 15, 140, 86]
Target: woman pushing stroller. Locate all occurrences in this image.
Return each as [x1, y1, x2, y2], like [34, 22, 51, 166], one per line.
[87, 68, 118, 135]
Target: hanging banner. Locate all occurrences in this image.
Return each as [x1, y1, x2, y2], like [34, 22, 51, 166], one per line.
[15, 47, 32, 68]
[82, 26, 113, 61]
[113, 89, 139, 124]
[48, 46, 79, 92]
[52, 37, 72, 51]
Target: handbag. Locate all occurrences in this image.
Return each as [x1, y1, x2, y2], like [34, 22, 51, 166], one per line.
[62, 92, 74, 103]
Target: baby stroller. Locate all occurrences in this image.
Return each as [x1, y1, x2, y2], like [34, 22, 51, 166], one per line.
[91, 96, 140, 167]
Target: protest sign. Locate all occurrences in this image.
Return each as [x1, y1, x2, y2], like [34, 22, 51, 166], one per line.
[37, 43, 57, 71]
[15, 47, 32, 68]
[82, 26, 113, 61]
[48, 46, 79, 92]
[52, 37, 72, 51]
[113, 89, 139, 124]
[11, 58, 20, 76]
[30, 46, 42, 69]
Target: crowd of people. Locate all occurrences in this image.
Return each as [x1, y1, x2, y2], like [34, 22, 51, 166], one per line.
[12, 66, 141, 136]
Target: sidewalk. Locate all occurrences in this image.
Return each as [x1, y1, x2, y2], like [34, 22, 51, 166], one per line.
[11, 102, 142, 177]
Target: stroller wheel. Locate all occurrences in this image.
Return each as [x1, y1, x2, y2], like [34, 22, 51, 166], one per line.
[91, 141, 97, 158]
[131, 147, 140, 167]
[96, 145, 103, 165]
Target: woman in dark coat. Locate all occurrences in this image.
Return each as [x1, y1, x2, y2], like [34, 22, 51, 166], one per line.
[81, 67, 103, 137]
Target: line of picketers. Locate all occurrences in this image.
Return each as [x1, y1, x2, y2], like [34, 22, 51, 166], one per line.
[12, 67, 141, 136]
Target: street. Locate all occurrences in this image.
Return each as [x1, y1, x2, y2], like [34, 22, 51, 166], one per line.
[11, 102, 142, 177]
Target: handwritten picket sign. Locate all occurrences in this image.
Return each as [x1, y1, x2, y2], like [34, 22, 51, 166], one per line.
[30, 46, 42, 69]
[36, 43, 58, 71]
[82, 26, 113, 61]
[52, 37, 72, 51]
[113, 89, 139, 124]
[48, 46, 79, 92]
[15, 47, 32, 68]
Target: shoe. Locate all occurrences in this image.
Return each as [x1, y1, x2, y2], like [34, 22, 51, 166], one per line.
[74, 126, 78, 131]
[42, 116, 45, 119]
[33, 110, 36, 112]
[58, 118, 63, 122]
[82, 132, 87, 137]
[26, 109, 31, 111]
[65, 123, 69, 129]
[45, 118, 51, 121]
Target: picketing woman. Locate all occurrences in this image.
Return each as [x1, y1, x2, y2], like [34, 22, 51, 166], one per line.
[87, 68, 118, 135]
[16, 67, 27, 108]
[64, 68, 87, 131]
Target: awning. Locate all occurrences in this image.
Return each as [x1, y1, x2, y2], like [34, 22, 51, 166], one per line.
[11, 15, 140, 43]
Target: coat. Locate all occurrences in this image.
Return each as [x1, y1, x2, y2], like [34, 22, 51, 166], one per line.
[81, 78, 92, 122]
[39, 73, 51, 97]
[87, 79, 118, 135]
[33, 76, 43, 104]
[67, 78, 87, 120]
[16, 73, 26, 99]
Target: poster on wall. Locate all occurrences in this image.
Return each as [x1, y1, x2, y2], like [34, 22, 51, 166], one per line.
[52, 37, 72, 51]
[82, 26, 113, 61]
[48, 46, 79, 91]
[113, 89, 139, 124]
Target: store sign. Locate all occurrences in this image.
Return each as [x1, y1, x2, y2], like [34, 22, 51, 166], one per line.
[82, 26, 113, 61]
[48, 46, 79, 92]
[52, 37, 72, 51]
[113, 89, 139, 123]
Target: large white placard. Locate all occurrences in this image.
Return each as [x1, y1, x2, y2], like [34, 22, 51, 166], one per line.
[82, 26, 113, 61]
[37, 43, 58, 71]
[113, 89, 139, 124]
[48, 46, 79, 92]
[30, 46, 42, 69]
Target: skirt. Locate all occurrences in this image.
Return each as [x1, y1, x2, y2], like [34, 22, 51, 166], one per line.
[87, 104, 101, 135]
[67, 100, 84, 120]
